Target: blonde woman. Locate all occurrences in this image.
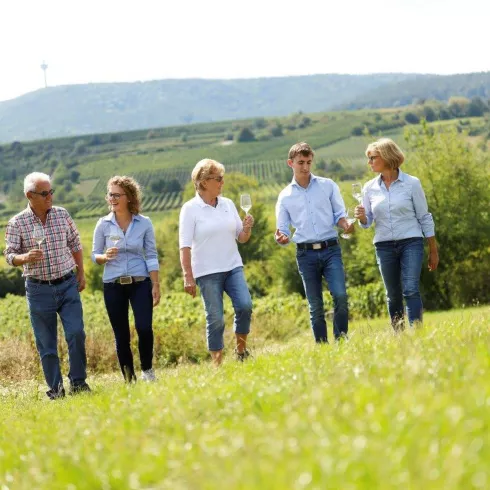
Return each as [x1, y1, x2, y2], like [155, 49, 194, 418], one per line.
[179, 159, 254, 366]
[355, 138, 439, 329]
[92, 176, 160, 382]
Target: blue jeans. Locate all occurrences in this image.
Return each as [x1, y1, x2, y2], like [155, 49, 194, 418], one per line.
[196, 267, 252, 351]
[296, 245, 348, 342]
[25, 274, 87, 391]
[375, 237, 424, 328]
[103, 278, 154, 379]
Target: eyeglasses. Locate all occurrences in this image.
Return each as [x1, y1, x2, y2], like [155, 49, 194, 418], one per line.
[106, 193, 127, 200]
[207, 176, 224, 183]
[368, 155, 379, 162]
[31, 189, 55, 198]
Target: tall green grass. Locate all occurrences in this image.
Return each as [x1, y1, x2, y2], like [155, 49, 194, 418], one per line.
[1, 307, 488, 489]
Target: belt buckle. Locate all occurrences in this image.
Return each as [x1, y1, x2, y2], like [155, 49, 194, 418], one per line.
[119, 276, 133, 285]
[312, 243, 322, 250]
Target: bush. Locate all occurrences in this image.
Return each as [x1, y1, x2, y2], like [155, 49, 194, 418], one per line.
[237, 127, 256, 142]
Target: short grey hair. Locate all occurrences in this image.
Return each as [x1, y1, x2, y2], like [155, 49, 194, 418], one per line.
[24, 172, 51, 195]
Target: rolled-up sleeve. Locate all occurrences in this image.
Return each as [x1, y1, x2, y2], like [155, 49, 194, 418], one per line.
[330, 182, 346, 225]
[91, 218, 105, 263]
[360, 184, 374, 229]
[143, 219, 159, 272]
[65, 212, 82, 253]
[179, 203, 194, 248]
[4, 220, 21, 266]
[412, 179, 435, 237]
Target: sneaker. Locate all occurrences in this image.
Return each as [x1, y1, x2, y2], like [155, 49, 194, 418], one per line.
[46, 386, 66, 400]
[69, 382, 92, 395]
[235, 348, 251, 362]
[141, 368, 157, 382]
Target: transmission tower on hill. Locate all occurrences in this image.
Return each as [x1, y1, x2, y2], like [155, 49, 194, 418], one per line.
[40, 61, 48, 88]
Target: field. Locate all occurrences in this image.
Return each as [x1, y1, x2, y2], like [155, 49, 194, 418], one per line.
[0, 306, 488, 489]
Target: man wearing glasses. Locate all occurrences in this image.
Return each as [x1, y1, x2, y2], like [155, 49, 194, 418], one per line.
[3, 172, 90, 400]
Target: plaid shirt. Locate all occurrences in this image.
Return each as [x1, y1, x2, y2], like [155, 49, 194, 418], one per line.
[4, 205, 82, 280]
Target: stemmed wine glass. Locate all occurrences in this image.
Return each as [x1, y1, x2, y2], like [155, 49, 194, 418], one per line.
[107, 232, 123, 260]
[352, 182, 362, 204]
[32, 225, 45, 249]
[340, 208, 356, 240]
[240, 194, 252, 215]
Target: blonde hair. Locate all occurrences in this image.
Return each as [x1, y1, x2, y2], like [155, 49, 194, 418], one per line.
[288, 142, 315, 160]
[107, 175, 142, 214]
[365, 138, 405, 170]
[191, 159, 225, 191]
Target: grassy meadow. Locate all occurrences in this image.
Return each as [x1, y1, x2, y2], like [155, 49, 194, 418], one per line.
[0, 306, 489, 489]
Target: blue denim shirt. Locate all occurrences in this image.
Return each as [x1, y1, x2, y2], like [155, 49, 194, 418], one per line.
[276, 174, 346, 243]
[360, 170, 435, 243]
[91, 213, 159, 282]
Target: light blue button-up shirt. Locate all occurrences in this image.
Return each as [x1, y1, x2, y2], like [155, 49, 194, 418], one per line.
[91, 212, 160, 282]
[360, 169, 435, 243]
[275, 174, 346, 243]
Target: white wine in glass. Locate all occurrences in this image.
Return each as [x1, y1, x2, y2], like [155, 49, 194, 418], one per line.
[240, 194, 252, 215]
[32, 225, 45, 248]
[352, 182, 362, 204]
[109, 234, 122, 247]
[340, 208, 356, 240]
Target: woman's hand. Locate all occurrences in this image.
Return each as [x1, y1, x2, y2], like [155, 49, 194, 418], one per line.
[354, 205, 366, 223]
[242, 214, 254, 232]
[184, 274, 196, 298]
[105, 247, 119, 261]
[152, 282, 161, 307]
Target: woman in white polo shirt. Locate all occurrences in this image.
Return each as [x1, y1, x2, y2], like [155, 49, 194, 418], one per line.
[179, 159, 254, 366]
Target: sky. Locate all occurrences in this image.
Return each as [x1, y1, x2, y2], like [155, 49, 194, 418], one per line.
[1, 0, 489, 102]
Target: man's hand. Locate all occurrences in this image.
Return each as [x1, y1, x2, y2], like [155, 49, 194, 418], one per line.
[275, 229, 290, 245]
[23, 249, 44, 264]
[76, 270, 86, 292]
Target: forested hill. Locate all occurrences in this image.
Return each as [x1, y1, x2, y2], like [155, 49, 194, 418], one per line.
[1, 71, 489, 143]
[0, 73, 418, 143]
[340, 72, 490, 109]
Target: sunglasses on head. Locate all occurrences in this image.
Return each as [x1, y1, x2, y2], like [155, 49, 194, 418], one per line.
[31, 189, 55, 198]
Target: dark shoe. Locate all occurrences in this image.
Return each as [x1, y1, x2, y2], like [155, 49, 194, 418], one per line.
[46, 386, 66, 400]
[124, 365, 137, 383]
[235, 348, 251, 362]
[69, 382, 91, 395]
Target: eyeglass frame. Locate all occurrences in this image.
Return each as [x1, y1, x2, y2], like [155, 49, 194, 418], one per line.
[368, 155, 379, 162]
[206, 175, 224, 183]
[106, 192, 127, 200]
[30, 189, 55, 198]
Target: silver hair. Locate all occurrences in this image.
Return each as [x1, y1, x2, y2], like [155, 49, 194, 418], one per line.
[24, 172, 51, 195]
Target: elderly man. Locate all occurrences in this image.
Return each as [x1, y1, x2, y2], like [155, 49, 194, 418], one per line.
[4, 172, 90, 399]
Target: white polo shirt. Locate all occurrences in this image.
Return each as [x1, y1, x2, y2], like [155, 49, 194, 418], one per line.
[179, 194, 244, 278]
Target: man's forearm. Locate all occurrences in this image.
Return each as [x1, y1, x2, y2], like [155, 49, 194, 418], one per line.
[72, 250, 84, 273]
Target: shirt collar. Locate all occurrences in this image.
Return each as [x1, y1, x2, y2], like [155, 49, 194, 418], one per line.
[103, 212, 139, 223]
[291, 173, 317, 188]
[377, 169, 405, 185]
[195, 193, 220, 208]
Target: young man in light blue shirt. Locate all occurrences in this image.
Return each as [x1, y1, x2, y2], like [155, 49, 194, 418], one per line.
[275, 142, 354, 343]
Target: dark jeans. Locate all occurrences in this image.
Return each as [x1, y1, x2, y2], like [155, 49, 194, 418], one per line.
[375, 237, 424, 328]
[103, 278, 154, 379]
[25, 274, 87, 391]
[296, 244, 349, 342]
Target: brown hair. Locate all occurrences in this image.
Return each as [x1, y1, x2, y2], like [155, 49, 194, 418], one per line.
[365, 138, 405, 170]
[191, 159, 225, 191]
[288, 142, 315, 160]
[107, 175, 142, 214]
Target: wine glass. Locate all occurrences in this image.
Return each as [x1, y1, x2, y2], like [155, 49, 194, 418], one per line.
[109, 234, 122, 247]
[240, 194, 252, 215]
[32, 225, 45, 248]
[352, 182, 362, 204]
[340, 208, 356, 240]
